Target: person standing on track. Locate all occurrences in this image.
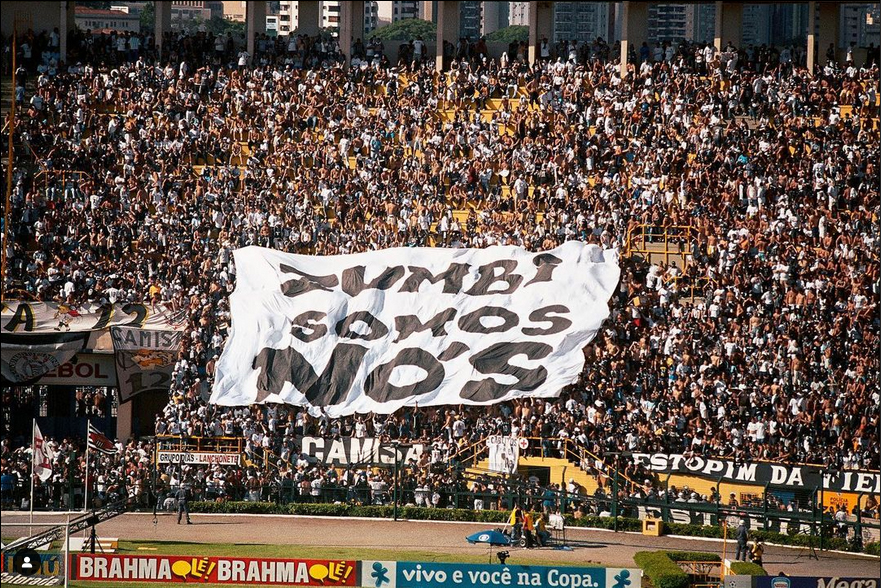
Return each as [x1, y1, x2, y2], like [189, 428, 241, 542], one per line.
[735, 520, 748, 560]
[749, 538, 764, 567]
[177, 484, 192, 525]
[534, 512, 549, 547]
[522, 510, 535, 549]
[509, 504, 523, 541]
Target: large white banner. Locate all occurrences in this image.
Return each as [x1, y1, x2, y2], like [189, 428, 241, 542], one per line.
[211, 243, 619, 416]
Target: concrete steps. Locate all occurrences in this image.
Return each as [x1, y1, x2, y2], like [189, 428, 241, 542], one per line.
[519, 456, 600, 494]
[469, 456, 600, 495]
[628, 240, 691, 270]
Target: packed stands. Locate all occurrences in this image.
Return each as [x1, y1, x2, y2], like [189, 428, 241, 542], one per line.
[1, 26, 878, 544]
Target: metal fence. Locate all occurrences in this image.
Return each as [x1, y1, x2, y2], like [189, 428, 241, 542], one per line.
[149, 460, 880, 551]
[7, 435, 877, 554]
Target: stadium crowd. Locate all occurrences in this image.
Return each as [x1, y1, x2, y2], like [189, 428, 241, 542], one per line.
[1, 25, 879, 525]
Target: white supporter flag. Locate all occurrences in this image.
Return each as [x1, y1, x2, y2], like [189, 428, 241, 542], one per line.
[33, 423, 54, 482]
[211, 242, 620, 417]
[487, 435, 520, 474]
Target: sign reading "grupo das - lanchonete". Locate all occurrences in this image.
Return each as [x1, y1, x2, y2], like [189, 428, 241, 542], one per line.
[156, 451, 241, 466]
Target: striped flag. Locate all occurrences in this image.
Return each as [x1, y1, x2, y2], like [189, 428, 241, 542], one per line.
[33, 422, 54, 482]
[88, 423, 117, 455]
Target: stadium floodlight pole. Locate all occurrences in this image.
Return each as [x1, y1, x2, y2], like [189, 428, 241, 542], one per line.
[721, 519, 728, 563]
[762, 481, 769, 531]
[2, 26, 16, 301]
[663, 472, 673, 523]
[617, 451, 636, 530]
[854, 492, 864, 551]
[605, 451, 628, 533]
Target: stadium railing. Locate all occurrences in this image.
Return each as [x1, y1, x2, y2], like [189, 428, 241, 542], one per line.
[512, 436, 644, 494]
[625, 223, 696, 268]
[33, 169, 89, 193]
[154, 435, 245, 455]
[170, 469, 879, 548]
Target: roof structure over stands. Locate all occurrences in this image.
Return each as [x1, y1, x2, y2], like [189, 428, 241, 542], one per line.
[0, 1, 852, 75]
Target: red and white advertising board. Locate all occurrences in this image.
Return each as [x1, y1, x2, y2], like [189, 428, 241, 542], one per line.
[36, 353, 117, 386]
[70, 555, 357, 585]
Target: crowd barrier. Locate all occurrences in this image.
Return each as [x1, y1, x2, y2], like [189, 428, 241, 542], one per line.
[7, 552, 881, 587]
[4, 552, 641, 588]
[727, 576, 879, 588]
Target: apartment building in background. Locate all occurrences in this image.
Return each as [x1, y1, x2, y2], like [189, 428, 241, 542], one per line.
[107, 1, 875, 50]
[221, 0, 247, 21]
[458, 1, 482, 39]
[171, 1, 213, 22]
[277, 1, 378, 36]
[75, 5, 140, 34]
[377, 1, 424, 26]
[841, 3, 880, 48]
[509, 1, 529, 27]
[645, 3, 714, 45]
[554, 2, 611, 43]
[481, 1, 508, 36]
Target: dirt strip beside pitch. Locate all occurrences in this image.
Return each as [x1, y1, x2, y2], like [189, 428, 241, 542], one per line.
[2, 511, 877, 577]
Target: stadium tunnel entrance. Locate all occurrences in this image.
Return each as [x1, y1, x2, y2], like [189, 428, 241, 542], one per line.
[2, 385, 117, 447]
[2, 384, 169, 446]
[516, 465, 551, 487]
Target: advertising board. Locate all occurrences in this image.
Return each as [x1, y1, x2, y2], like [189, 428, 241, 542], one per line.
[754, 578, 878, 588]
[156, 452, 241, 466]
[360, 561, 641, 588]
[70, 554, 356, 585]
[35, 353, 117, 386]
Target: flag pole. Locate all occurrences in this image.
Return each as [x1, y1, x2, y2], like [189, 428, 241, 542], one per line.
[84, 420, 90, 513]
[30, 418, 35, 536]
[65, 511, 71, 588]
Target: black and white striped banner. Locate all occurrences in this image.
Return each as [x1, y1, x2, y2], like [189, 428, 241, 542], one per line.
[212, 243, 619, 416]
